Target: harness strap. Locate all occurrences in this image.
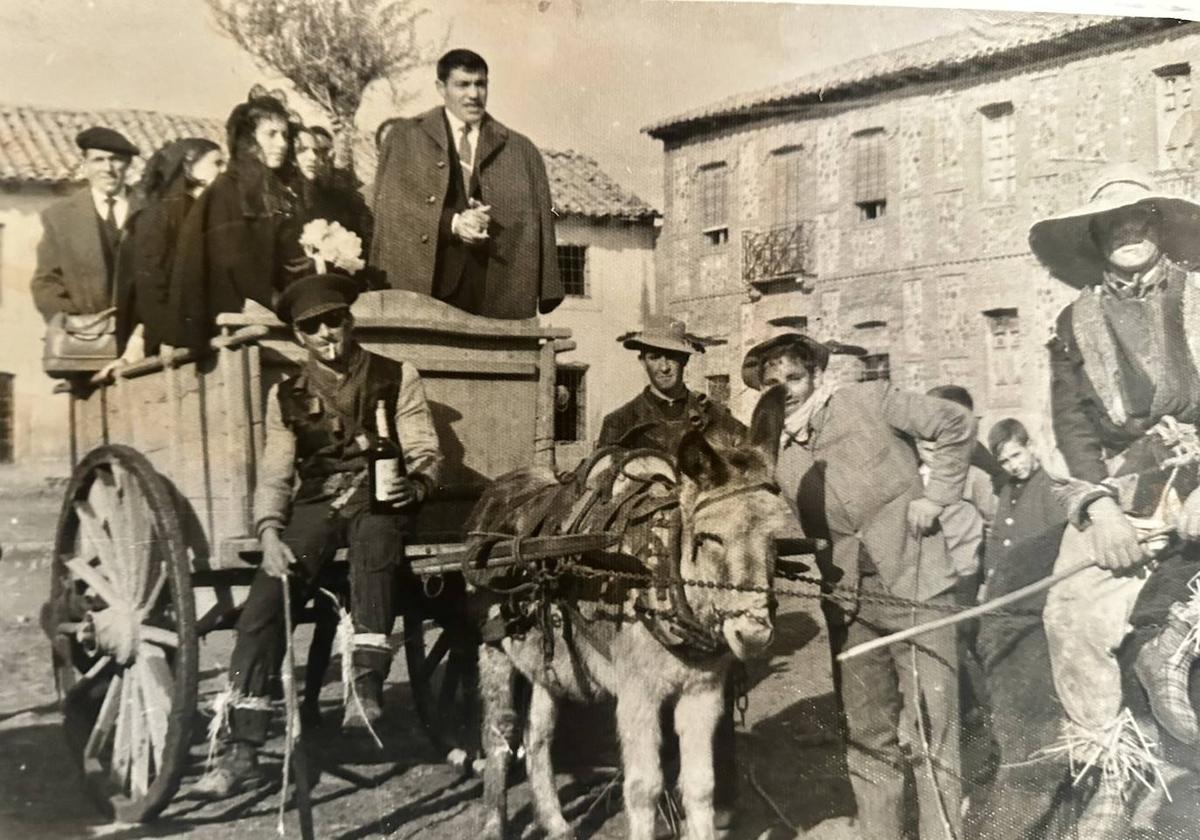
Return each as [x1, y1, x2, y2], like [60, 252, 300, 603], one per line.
[693, 481, 779, 514]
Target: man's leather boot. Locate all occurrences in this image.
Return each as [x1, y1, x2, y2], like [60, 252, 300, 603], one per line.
[193, 741, 264, 799]
[343, 671, 384, 731]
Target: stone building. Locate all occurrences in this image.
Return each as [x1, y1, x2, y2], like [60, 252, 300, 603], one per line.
[0, 103, 656, 467]
[644, 14, 1200, 444]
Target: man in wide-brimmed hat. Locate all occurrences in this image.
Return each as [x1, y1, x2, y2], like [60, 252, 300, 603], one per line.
[1031, 164, 1200, 831]
[743, 325, 975, 840]
[598, 315, 745, 452]
[195, 274, 443, 798]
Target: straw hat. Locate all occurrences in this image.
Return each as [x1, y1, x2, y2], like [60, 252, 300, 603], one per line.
[617, 315, 717, 356]
[1028, 164, 1200, 288]
[741, 326, 830, 390]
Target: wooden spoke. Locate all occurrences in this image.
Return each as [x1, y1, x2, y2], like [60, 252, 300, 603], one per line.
[72, 501, 106, 565]
[85, 476, 129, 597]
[64, 655, 114, 703]
[111, 674, 132, 790]
[113, 465, 156, 606]
[83, 673, 122, 762]
[66, 557, 126, 611]
[420, 631, 452, 683]
[140, 626, 178, 649]
[137, 644, 173, 774]
[138, 564, 167, 618]
[129, 673, 151, 798]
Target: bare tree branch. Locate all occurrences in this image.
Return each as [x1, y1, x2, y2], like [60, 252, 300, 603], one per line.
[206, 0, 441, 177]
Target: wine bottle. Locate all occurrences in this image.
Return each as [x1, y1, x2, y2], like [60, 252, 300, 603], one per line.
[368, 399, 405, 513]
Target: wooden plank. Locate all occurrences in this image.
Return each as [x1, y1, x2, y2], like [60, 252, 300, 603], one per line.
[136, 645, 172, 774]
[84, 673, 122, 762]
[533, 340, 556, 471]
[217, 340, 252, 539]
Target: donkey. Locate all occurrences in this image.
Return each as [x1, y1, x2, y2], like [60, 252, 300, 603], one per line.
[470, 431, 795, 840]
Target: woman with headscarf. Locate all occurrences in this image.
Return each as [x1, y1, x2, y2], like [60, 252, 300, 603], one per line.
[165, 90, 309, 352]
[116, 137, 224, 359]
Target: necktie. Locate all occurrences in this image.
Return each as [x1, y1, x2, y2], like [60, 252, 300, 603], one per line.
[104, 196, 119, 242]
[458, 125, 474, 182]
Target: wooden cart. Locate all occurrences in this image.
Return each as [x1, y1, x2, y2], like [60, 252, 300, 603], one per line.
[45, 291, 570, 822]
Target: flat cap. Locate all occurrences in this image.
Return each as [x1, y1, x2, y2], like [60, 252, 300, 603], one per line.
[76, 126, 140, 157]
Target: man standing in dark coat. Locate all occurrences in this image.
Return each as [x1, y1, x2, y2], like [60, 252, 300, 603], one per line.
[32, 127, 141, 330]
[598, 316, 745, 451]
[370, 49, 563, 319]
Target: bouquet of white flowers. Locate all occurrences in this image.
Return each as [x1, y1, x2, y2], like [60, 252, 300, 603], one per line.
[299, 219, 366, 275]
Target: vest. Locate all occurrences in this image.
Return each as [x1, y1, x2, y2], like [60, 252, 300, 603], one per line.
[277, 352, 404, 505]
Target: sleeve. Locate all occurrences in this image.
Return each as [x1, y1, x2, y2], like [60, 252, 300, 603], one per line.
[30, 213, 74, 319]
[253, 383, 296, 537]
[597, 409, 621, 448]
[1049, 472, 1116, 529]
[880, 385, 974, 506]
[395, 362, 443, 493]
[1049, 307, 1110, 484]
[967, 466, 997, 527]
[531, 145, 564, 315]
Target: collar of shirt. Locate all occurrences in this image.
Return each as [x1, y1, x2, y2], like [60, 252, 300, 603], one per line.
[443, 110, 480, 157]
[91, 186, 130, 227]
[780, 381, 839, 449]
[643, 385, 688, 409]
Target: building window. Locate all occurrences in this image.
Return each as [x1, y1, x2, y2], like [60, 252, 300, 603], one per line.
[1156, 63, 1194, 170]
[554, 366, 587, 443]
[852, 128, 887, 222]
[769, 145, 805, 225]
[698, 162, 729, 244]
[706, 374, 730, 407]
[557, 245, 588, 297]
[0, 373, 12, 463]
[980, 102, 1016, 203]
[984, 308, 1021, 389]
[859, 353, 890, 382]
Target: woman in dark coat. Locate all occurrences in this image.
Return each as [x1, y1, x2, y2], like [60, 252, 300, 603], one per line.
[165, 92, 308, 352]
[118, 138, 224, 356]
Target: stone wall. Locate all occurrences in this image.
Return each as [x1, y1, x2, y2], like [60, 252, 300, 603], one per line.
[656, 23, 1200, 443]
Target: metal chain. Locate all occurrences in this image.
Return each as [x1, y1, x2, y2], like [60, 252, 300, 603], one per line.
[566, 562, 1042, 618]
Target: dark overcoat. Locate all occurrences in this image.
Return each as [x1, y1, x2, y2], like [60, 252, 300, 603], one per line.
[370, 107, 563, 319]
[166, 158, 306, 352]
[597, 388, 746, 453]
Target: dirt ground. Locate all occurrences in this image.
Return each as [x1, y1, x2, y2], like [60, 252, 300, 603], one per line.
[2, 464, 1197, 840]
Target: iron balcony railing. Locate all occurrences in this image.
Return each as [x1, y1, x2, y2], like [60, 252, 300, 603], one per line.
[741, 221, 816, 285]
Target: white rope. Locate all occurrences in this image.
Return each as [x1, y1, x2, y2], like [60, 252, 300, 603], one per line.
[277, 580, 301, 837]
[204, 683, 235, 773]
[319, 588, 383, 750]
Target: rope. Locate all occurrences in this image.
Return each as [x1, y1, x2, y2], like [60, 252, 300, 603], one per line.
[318, 588, 383, 750]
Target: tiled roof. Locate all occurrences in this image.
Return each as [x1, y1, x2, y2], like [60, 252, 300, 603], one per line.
[0, 104, 223, 184]
[644, 14, 1186, 140]
[0, 102, 657, 221]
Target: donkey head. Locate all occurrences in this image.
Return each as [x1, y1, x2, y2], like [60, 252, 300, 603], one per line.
[676, 430, 795, 661]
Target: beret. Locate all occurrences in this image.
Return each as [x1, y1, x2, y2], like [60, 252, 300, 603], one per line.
[76, 126, 140, 157]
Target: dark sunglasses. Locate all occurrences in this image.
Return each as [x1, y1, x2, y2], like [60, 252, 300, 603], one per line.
[295, 309, 347, 334]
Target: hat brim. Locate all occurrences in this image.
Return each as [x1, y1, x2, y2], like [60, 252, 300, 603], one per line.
[277, 273, 359, 323]
[621, 336, 702, 356]
[741, 333, 830, 390]
[1029, 195, 1200, 288]
[291, 300, 351, 325]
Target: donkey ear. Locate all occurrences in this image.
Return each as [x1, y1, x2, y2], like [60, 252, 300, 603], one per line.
[677, 430, 728, 491]
[748, 385, 787, 466]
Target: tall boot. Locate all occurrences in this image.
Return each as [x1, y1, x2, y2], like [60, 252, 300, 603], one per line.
[343, 670, 384, 732]
[193, 741, 266, 800]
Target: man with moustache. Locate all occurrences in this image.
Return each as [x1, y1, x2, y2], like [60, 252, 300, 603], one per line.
[32, 127, 141, 359]
[194, 273, 442, 798]
[371, 48, 563, 318]
[598, 315, 745, 452]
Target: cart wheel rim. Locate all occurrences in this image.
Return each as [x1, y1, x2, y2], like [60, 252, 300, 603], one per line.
[50, 445, 198, 823]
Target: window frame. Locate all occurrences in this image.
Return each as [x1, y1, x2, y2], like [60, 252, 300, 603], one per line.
[553, 365, 588, 444]
[851, 127, 888, 224]
[980, 101, 1016, 204]
[557, 243, 589, 298]
[697, 161, 730, 245]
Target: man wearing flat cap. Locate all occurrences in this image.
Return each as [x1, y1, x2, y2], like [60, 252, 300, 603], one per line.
[195, 274, 442, 799]
[31, 127, 141, 325]
[598, 315, 745, 453]
[744, 326, 975, 840]
[1029, 165, 1200, 830]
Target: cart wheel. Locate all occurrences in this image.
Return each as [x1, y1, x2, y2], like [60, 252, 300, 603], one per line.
[402, 582, 480, 757]
[47, 444, 197, 823]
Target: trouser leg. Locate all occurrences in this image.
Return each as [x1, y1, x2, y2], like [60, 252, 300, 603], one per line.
[839, 603, 906, 840]
[894, 598, 961, 840]
[228, 503, 337, 744]
[1043, 525, 1148, 732]
[346, 509, 410, 678]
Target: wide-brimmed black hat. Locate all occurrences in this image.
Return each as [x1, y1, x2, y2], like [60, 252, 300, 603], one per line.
[275, 273, 359, 324]
[741, 327, 830, 390]
[1028, 164, 1200, 288]
[75, 126, 140, 157]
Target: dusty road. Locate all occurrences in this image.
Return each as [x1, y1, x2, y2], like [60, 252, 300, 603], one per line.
[0, 470, 857, 840]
